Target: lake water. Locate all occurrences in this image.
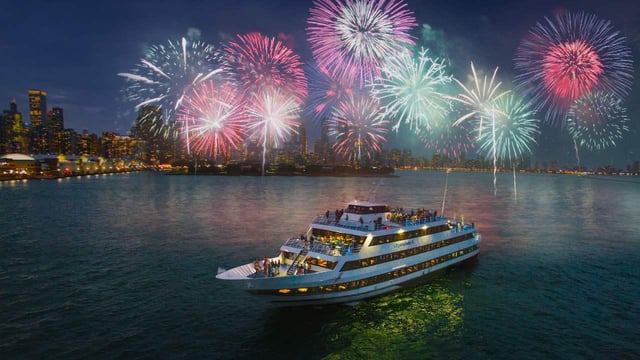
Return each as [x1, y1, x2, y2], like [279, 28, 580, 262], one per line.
[1, 171, 638, 359]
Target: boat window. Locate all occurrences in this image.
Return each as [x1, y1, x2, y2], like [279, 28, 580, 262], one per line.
[346, 204, 389, 214]
[341, 233, 474, 271]
[370, 224, 450, 246]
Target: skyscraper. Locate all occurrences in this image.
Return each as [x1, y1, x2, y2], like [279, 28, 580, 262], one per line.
[48, 107, 64, 131]
[2, 100, 27, 154]
[47, 107, 64, 154]
[28, 89, 47, 128]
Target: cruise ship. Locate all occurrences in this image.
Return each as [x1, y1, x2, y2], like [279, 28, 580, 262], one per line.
[216, 199, 480, 306]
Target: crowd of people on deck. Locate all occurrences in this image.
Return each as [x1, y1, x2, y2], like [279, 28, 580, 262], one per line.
[325, 209, 345, 224]
[253, 257, 281, 277]
[388, 207, 438, 224]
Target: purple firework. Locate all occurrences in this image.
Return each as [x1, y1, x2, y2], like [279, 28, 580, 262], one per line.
[329, 93, 389, 163]
[224, 32, 308, 104]
[307, 0, 417, 86]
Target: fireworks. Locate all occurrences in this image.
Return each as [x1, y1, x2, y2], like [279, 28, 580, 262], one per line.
[245, 88, 302, 174]
[306, 64, 356, 123]
[514, 11, 634, 126]
[567, 91, 630, 152]
[176, 81, 248, 159]
[371, 47, 453, 132]
[450, 62, 510, 137]
[307, 0, 417, 85]
[476, 94, 540, 162]
[119, 37, 223, 137]
[224, 32, 307, 103]
[329, 93, 389, 163]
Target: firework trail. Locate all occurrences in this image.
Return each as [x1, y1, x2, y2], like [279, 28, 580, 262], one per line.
[329, 93, 389, 163]
[371, 47, 453, 132]
[567, 91, 630, 152]
[477, 94, 540, 193]
[450, 62, 510, 139]
[224, 32, 307, 104]
[514, 11, 634, 127]
[417, 116, 474, 163]
[307, 0, 417, 86]
[306, 64, 356, 124]
[119, 37, 224, 138]
[176, 81, 248, 161]
[245, 88, 302, 175]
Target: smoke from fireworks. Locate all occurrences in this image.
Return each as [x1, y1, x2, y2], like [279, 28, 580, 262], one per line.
[307, 0, 417, 85]
[176, 81, 248, 159]
[329, 93, 389, 163]
[567, 91, 630, 152]
[514, 10, 634, 127]
[224, 32, 308, 104]
[371, 47, 453, 132]
[119, 37, 223, 138]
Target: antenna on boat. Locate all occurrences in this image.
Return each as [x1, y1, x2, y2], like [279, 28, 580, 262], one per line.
[441, 168, 451, 216]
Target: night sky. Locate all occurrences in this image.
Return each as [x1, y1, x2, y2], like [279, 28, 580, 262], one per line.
[1, 0, 638, 167]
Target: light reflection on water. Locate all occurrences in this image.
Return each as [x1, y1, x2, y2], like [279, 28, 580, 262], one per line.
[1, 171, 639, 359]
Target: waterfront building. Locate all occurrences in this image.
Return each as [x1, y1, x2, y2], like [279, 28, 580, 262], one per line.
[101, 132, 139, 160]
[0, 153, 38, 179]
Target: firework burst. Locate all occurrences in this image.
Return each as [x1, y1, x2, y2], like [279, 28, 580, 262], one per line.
[246, 88, 302, 174]
[176, 81, 248, 160]
[307, 0, 417, 85]
[306, 64, 356, 123]
[514, 10, 634, 126]
[371, 47, 453, 132]
[567, 91, 630, 152]
[224, 32, 307, 103]
[119, 37, 223, 138]
[450, 62, 510, 130]
[477, 94, 540, 162]
[329, 93, 389, 163]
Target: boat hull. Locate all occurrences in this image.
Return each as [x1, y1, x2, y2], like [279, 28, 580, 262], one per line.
[221, 248, 479, 306]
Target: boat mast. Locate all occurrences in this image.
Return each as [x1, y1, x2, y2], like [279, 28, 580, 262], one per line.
[441, 168, 451, 216]
[368, 180, 383, 202]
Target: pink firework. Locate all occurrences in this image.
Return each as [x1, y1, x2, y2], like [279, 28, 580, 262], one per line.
[514, 10, 633, 127]
[541, 40, 603, 102]
[177, 81, 248, 159]
[224, 32, 308, 104]
[329, 93, 389, 163]
[307, 0, 417, 86]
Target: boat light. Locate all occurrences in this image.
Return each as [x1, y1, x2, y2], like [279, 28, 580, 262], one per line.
[278, 289, 292, 294]
[297, 288, 308, 293]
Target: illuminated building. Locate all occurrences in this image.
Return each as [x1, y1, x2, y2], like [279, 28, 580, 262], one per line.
[2, 100, 28, 154]
[28, 89, 47, 128]
[47, 107, 64, 154]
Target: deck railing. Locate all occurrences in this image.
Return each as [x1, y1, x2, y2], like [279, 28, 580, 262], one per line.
[283, 237, 350, 256]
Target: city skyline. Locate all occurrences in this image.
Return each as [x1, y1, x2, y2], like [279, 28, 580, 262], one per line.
[1, 0, 638, 167]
